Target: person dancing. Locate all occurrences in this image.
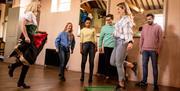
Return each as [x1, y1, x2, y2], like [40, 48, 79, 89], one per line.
[110, 2, 134, 89]
[55, 22, 75, 81]
[8, 1, 47, 89]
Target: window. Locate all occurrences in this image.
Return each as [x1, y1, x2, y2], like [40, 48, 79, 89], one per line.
[154, 14, 164, 30]
[51, 0, 71, 12]
[51, 0, 58, 12]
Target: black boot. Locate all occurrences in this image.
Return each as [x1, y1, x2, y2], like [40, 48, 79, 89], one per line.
[17, 65, 30, 89]
[88, 77, 92, 83]
[8, 61, 22, 77]
[131, 62, 137, 76]
[60, 76, 66, 81]
[9, 44, 21, 58]
[80, 73, 84, 82]
[88, 73, 93, 83]
[9, 50, 18, 58]
[17, 83, 30, 89]
[59, 67, 66, 81]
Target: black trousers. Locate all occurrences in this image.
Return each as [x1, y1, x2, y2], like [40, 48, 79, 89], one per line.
[104, 47, 117, 77]
[10, 59, 29, 84]
[18, 65, 29, 84]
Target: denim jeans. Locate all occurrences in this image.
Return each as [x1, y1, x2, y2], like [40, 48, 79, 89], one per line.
[58, 45, 70, 77]
[81, 42, 95, 79]
[142, 50, 158, 85]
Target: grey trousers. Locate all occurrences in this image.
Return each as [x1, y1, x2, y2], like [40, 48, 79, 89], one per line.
[110, 38, 128, 81]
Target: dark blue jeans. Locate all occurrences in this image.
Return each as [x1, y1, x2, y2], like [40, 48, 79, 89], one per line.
[81, 42, 95, 79]
[142, 50, 158, 85]
[58, 45, 70, 77]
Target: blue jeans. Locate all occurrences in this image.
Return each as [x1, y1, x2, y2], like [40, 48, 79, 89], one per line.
[58, 45, 70, 77]
[81, 42, 95, 79]
[142, 50, 158, 85]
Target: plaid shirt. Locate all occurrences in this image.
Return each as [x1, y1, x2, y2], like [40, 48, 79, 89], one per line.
[113, 15, 134, 43]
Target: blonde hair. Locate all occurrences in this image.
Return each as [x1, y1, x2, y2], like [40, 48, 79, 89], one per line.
[117, 2, 132, 16]
[64, 22, 73, 32]
[117, 2, 135, 25]
[25, 1, 40, 14]
[64, 22, 74, 40]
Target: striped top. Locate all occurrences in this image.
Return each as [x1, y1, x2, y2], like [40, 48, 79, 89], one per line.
[113, 15, 134, 43]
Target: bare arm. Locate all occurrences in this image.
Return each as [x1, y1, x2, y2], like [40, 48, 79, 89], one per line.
[21, 18, 30, 43]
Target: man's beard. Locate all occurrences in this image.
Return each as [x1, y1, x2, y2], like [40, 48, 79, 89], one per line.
[148, 22, 153, 25]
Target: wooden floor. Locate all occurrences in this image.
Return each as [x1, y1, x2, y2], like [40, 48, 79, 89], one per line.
[0, 61, 180, 91]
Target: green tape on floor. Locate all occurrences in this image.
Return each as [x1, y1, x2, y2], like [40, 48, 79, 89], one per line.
[84, 86, 115, 91]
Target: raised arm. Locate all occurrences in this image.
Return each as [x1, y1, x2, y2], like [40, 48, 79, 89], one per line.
[123, 19, 134, 50]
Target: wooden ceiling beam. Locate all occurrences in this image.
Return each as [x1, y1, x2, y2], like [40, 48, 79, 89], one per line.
[145, 0, 151, 9]
[127, 2, 140, 12]
[99, 0, 106, 10]
[157, 0, 162, 9]
[95, 0, 103, 9]
[151, 0, 156, 9]
[130, 0, 135, 5]
[0, 0, 5, 3]
[102, 0, 107, 9]
[80, 4, 93, 13]
[134, 0, 141, 8]
[85, 2, 92, 9]
[140, 0, 146, 10]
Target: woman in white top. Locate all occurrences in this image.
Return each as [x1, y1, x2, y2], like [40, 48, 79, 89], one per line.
[110, 2, 134, 89]
[8, 1, 47, 88]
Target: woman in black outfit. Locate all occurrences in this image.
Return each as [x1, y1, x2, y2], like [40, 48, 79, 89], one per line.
[8, 1, 47, 89]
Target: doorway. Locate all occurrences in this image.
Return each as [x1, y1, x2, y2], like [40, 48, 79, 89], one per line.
[78, 0, 108, 36]
[125, 0, 166, 37]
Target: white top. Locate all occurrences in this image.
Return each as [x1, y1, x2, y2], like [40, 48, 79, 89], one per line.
[24, 12, 37, 25]
[113, 15, 134, 43]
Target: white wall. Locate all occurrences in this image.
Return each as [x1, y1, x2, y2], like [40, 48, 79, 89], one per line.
[3, 0, 180, 88]
[4, 0, 35, 58]
[37, 0, 83, 71]
[37, 0, 127, 74]
[0, 4, 6, 38]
